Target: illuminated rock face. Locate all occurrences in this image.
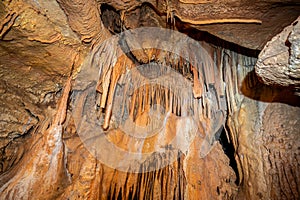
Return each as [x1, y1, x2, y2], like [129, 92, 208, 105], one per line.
[0, 0, 299, 199]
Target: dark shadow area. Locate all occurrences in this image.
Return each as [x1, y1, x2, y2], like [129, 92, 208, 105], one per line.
[218, 127, 240, 185]
[100, 4, 122, 34]
[99, 2, 262, 66]
[176, 22, 260, 58]
[241, 70, 300, 107]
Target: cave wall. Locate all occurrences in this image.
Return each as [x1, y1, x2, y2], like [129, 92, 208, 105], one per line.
[0, 0, 299, 199]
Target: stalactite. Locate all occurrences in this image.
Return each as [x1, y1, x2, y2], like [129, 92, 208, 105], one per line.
[191, 65, 203, 98]
[1, 0, 298, 199]
[71, 32, 260, 199]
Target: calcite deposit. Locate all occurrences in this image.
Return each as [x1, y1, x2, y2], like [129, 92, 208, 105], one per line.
[0, 0, 299, 199]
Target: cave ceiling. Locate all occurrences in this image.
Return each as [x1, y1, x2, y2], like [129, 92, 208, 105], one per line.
[0, 0, 300, 199]
[0, 0, 299, 90]
[99, 0, 300, 50]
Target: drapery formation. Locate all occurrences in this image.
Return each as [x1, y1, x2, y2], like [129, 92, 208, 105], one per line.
[0, 0, 299, 199]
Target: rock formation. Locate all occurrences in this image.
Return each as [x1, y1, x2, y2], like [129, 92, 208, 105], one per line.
[0, 0, 299, 199]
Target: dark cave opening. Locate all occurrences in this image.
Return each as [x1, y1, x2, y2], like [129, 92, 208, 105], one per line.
[100, 4, 122, 34]
[218, 126, 240, 185]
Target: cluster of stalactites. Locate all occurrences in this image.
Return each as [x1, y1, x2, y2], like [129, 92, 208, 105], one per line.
[90, 39, 228, 143]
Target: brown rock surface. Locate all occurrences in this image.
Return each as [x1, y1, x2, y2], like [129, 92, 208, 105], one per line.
[0, 0, 299, 199]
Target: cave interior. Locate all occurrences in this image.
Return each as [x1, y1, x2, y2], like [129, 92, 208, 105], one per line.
[0, 0, 299, 199]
